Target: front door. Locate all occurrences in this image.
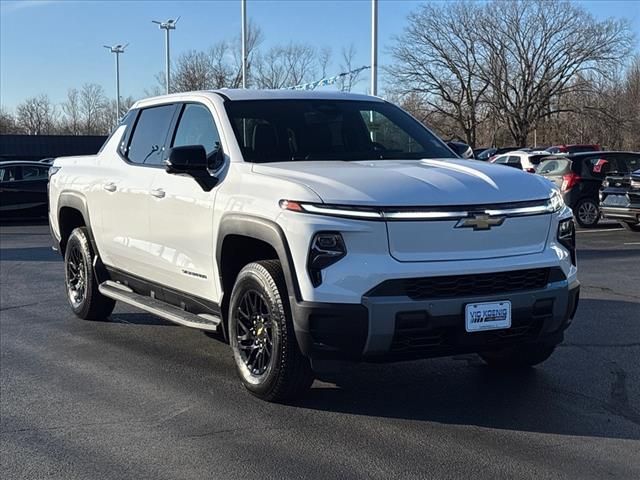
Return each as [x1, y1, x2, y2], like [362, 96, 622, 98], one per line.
[146, 102, 222, 301]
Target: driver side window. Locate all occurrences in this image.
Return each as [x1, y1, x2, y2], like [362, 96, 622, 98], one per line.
[172, 104, 222, 168]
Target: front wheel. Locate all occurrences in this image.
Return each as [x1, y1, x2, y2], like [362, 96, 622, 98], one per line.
[621, 221, 640, 232]
[574, 199, 600, 228]
[478, 343, 556, 369]
[64, 227, 115, 320]
[228, 260, 314, 402]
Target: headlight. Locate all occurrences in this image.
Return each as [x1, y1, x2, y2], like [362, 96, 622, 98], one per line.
[631, 179, 640, 190]
[558, 218, 576, 265]
[307, 232, 346, 287]
[548, 189, 565, 213]
[602, 180, 609, 188]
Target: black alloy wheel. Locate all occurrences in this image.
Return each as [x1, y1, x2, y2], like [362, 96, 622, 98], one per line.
[235, 290, 274, 377]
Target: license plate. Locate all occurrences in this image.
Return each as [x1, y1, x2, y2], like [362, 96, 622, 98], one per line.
[604, 195, 629, 207]
[465, 301, 511, 332]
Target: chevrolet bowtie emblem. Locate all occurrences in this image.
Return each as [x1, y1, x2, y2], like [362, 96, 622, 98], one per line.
[455, 213, 505, 231]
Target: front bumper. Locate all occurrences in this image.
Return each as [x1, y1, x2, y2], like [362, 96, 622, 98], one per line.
[292, 272, 580, 363]
[600, 205, 640, 223]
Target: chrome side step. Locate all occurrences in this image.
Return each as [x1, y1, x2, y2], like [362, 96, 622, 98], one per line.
[99, 280, 221, 332]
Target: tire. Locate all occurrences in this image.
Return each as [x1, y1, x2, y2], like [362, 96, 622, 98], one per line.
[64, 227, 115, 320]
[478, 343, 556, 369]
[228, 260, 314, 402]
[574, 198, 600, 228]
[621, 221, 640, 232]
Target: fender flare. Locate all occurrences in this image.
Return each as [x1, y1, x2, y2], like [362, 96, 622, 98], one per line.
[57, 191, 99, 256]
[216, 214, 302, 303]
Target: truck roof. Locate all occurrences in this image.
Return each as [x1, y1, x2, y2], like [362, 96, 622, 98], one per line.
[133, 89, 384, 109]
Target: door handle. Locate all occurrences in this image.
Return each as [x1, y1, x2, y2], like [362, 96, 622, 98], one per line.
[150, 188, 166, 199]
[103, 182, 117, 192]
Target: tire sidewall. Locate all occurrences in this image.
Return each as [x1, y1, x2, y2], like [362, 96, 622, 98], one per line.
[574, 198, 600, 227]
[64, 228, 96, 318]
[229, 267, 285, 395]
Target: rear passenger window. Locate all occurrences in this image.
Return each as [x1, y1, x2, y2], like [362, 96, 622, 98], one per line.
[508, 156, 522, 169]
[21, 166, 48, 180]
[127, 105, 176, 165]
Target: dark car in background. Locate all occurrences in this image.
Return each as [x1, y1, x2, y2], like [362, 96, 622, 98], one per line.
[0, 161, 51, 220]
[547, 144, 601, 154]
[475, 146, 522, 161]
[536, 151, 640, 227]
[600, 169, 640, 231]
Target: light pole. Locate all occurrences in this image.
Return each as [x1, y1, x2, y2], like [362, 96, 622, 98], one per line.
[241, 0, 247, 89]
[371, 0, 378, 96]
[103, 43, 127, 120]
[152, 17, 180, 94]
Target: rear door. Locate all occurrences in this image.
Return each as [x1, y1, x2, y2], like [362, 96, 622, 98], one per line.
[98, 104, 179, 279]
[19, 165, 49, 215]
[0, 165, 23, 216]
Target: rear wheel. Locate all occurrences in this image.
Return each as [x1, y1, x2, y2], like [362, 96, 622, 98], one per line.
[479, 343, 556, 369]
[574, 199, 600, 228]
[64, 227, 115, 320]
[229, 260, 314, 402]
[621, 221, 640, 232]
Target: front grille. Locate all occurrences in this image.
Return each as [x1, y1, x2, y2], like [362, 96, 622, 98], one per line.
[368, 268, 551, 300]
[405, 268, 550, 300]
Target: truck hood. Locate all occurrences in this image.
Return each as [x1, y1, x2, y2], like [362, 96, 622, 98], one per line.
[252, 159, 554, 206]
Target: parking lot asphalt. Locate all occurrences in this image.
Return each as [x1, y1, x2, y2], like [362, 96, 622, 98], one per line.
[1, 223, 639, 480]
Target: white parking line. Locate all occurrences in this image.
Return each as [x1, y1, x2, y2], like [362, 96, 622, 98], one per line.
[624, 242, 640, 245]
[576, 228, 623, 234]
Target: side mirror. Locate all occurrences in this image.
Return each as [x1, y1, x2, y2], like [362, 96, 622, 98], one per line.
[447, 141, 474, 159]
[165, 145, 218, 191]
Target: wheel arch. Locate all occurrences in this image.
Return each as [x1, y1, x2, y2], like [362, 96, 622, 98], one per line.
[216, 214, 302, 336]
[57, 192, 97, 255]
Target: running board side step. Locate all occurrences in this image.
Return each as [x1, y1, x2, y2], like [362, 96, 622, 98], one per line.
[98, 280, 221, 332]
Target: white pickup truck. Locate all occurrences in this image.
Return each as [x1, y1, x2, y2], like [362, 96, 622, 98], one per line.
[49, 90, 580, 401]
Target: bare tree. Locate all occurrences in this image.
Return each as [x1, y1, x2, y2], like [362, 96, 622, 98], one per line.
[255, 43, 317, 89]
[318, 47, 332, 78]
[80, 83, 108, 134]
[15, 95, 58, 134]
[152, 21, 263, 94]
[173, 50, 215, 92]
[0, 107, 21, 134]
[389, 1, 489, 147]
[477, 0, 633, 145]
[338, 44, 364, 93]
[61, 88, 82, 135]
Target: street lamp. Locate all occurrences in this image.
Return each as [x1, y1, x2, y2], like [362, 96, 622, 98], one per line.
[371, 0, 378, 96]
[103, 43, 128, 120]
[152, 17, 180, 94]
[241, 0, 247, 88]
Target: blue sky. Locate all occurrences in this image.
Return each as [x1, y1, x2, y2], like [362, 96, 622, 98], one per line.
[1, 0, 639, 111]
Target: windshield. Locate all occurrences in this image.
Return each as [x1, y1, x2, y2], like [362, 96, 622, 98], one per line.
[224, 99, 453, 163]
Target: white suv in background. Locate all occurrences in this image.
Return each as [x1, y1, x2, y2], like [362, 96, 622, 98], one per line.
[49, 90, 580, 401]
[492, 150, 551, 172]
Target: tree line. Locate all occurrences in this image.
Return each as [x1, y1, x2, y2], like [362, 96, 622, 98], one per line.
[1, 0, 638, 150]
[0, 84, 135, 136]
[388, 0, 638, 149]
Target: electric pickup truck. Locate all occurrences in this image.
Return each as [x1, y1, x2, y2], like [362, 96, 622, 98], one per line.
[49, 90, 580, 401]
